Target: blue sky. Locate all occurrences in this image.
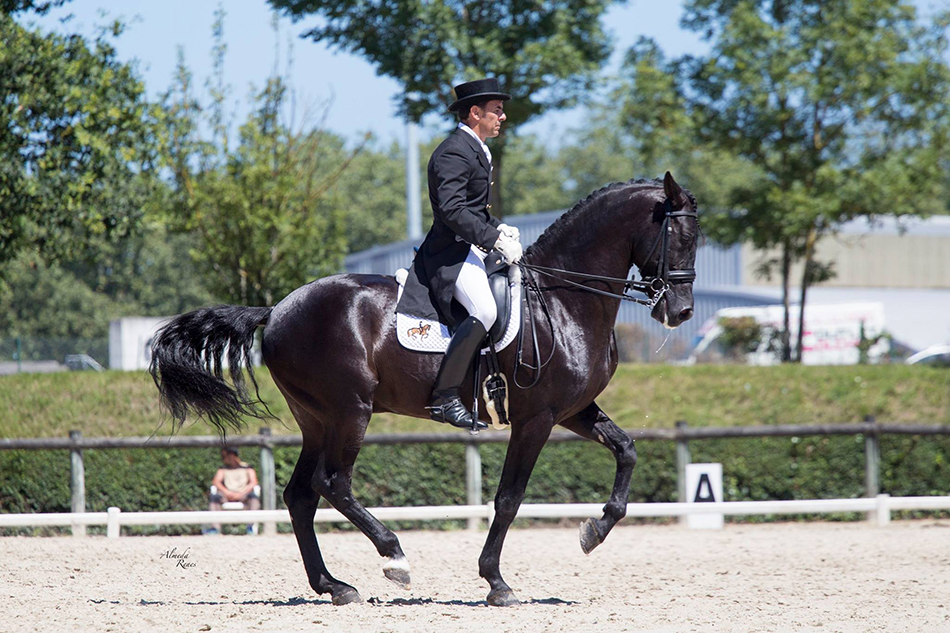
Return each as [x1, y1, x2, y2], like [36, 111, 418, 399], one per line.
[24, 0, 712, 146]
[23, 0, 950, 147]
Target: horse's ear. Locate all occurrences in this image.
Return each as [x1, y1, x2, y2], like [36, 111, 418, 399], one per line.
[663, 171, 683, 201]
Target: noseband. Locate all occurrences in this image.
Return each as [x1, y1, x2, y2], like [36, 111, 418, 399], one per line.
[635, 198, 699, 305]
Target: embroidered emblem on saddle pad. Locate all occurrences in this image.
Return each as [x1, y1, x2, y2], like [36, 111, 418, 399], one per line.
[394, 268, 521, 354]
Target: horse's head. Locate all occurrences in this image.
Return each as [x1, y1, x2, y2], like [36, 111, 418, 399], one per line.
[633, 172, 699, 329]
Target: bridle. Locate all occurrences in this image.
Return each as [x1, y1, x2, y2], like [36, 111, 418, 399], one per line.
[519, 197, 698, 309]
[638, 197, 699, 301]
[512, 197, 698, 389]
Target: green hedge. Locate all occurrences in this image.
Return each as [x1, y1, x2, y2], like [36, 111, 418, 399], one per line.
[3, 432, 949, 534]
[0, 448, 255, 535]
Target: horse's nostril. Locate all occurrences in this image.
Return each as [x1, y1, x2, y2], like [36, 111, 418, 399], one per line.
[679, 307, 693, 322]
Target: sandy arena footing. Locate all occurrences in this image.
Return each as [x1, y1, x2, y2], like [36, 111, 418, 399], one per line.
[1, 521, 948, 632]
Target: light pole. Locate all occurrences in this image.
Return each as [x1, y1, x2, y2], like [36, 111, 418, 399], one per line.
[405, 121, 422, 240]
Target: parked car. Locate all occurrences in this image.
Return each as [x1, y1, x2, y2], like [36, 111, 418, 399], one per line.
[65, 354, 104, 371]
[905, 345, 950, 367]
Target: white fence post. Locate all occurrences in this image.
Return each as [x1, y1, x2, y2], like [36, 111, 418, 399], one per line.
[259, 427, 277, 536]
[465, 443, 482, 530]
[864, 416, 881, 498]
[69, 430, 85, 538]
[864, 416, 881, 523]
[675, 421, 691, 525]
[107, 507, 121, 538]
[874, 493, 891, 527]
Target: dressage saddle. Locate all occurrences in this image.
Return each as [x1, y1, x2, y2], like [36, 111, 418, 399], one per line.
[448, 249, 512, 346]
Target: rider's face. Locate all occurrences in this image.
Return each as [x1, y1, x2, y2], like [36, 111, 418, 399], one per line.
[474, 100, 506, 139]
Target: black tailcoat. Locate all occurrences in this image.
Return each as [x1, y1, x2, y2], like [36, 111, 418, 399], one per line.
[395, 128, 502, 327]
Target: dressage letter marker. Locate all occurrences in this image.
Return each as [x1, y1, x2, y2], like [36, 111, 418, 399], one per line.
[686, 463, 724, 529]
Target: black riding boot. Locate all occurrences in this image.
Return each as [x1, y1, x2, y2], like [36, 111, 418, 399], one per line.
[427, 316, 489, 430]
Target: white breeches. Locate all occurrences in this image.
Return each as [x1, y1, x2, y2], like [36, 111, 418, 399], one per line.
[453, 246, 497, 330]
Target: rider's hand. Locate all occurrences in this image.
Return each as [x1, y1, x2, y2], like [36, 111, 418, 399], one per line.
[498, 223, 520, 242]
[494, 233, 523, 264]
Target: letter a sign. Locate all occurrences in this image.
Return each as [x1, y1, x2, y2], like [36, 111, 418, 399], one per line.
[685, 463, 724, 529]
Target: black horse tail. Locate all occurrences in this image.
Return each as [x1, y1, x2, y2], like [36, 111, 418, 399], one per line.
[149, 305, 274, 435]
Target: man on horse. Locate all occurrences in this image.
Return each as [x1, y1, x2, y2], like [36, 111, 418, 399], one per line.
[395, 77, 523, 430]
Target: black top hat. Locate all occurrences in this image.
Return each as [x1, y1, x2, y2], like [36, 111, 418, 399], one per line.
[448, 78, 512, 112]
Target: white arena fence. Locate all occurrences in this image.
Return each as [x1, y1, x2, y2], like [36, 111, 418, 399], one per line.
[2, 495, 950, 537]
[2, 419, 949, 536]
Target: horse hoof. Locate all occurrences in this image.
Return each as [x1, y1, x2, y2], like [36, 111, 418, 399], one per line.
[486, 589, 520, 607]
[382, 556, 412, 590]
[579, 518, 604, 555]
[331, 587, 363, 605]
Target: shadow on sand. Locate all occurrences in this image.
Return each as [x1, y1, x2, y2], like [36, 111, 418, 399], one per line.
[100, 595, 575, 608]
[368, 596, 577, 607]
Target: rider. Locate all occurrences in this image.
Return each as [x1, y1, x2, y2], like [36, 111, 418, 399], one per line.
[395, 77, 523, 430]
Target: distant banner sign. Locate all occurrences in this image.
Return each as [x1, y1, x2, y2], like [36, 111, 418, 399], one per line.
[109, 317, 171, 371]
[686, 463, 724, 529]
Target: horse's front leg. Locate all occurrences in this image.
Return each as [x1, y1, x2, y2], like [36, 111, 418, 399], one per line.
[478, 411, 554, 606]
[559, 401, 637, 554]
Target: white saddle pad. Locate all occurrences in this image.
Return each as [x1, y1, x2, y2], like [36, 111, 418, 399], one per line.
[394, 267, 521, 354]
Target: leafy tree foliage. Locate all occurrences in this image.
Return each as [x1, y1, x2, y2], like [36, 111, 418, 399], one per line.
[0, 13, 213, 363]
[499, 135, 574, 216]
[268, 0, 618, 215]
[610, 38, 763, 217]
[0, 15, 161, 266]
[160, 8, 371, 310]
[0, 0, 68, 15]
[162, 73, 355, 306]
[333, 139, 409, 253]
[621, 0, 950, 361]
[0, 226, 213, 362]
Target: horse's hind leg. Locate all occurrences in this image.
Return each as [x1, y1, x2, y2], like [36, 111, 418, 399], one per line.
[283, 437, 362, 605]
[310, 403, 411, 590]
[559, 401, 637, 554]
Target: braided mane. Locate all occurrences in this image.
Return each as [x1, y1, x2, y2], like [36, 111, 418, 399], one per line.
[527, 178, 675, 256]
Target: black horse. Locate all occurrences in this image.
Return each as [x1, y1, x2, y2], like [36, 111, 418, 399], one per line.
[150, 172, 700, 606]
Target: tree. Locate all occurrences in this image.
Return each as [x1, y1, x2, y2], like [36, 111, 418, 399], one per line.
[161, 6, 367, 306]
[0, 14, 161, 267]
[500, 134, 574, 216]
[608, 37, 763, 215]
[0, 225, 214, 363]
[163, 69, 358, 306]
[0, 9, 213, 364]
[268, 0, 617, 216]
[1, 0, 69, 15]
[332, 139, 408, 253]
[623, 0, 950, 361]
[0, 253, 118, 362]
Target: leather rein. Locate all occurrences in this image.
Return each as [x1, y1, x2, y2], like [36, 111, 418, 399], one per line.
[512, 198, 698, 389]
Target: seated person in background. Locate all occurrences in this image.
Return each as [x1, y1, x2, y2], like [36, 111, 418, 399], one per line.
[206, 447, 260, 534]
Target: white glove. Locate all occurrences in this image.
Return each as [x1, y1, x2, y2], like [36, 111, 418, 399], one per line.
[498, 223, 520, 242]
[494, 232, 523, 264]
